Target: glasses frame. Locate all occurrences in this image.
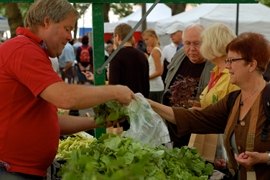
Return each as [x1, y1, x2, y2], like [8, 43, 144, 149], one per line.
[183, 41, 202, 49]
[224, 57, 245, 65]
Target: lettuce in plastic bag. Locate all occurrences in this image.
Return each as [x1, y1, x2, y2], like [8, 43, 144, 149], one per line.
[93, 100, 129, 127]
[125, 93, 171, 147]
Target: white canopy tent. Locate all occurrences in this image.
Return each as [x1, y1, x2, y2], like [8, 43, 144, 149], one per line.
[104, 3, 171, 33]
[155, 3, 270, 41]
[0, 16, 9, 31]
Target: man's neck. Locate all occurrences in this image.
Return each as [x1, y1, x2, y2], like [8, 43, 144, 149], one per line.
[174, 41, 182, 47]
[118, 41, 133, 47]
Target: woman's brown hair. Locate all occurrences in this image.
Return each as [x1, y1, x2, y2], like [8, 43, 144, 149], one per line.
[226, 32, 270, 72]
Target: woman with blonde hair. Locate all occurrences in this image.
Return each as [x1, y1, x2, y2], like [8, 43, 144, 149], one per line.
[189, 23, 240, 175]
[196, 23, 240, 108]
[143, 28, 164, 103]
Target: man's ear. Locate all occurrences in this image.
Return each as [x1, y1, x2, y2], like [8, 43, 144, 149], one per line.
[44, 16, 50, 28]
[115, 34, 120, 41]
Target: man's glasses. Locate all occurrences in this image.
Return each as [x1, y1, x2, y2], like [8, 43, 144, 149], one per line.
[183, 41, 202, 48]
[224, 58, 245, 65]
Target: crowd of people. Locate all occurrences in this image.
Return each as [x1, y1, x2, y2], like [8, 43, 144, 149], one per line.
[1, 0, 270, 180]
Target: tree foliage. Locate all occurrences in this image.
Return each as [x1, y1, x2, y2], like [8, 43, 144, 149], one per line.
[260, 0, 270, 7]
[0, 3, 31, 18]
[110, 3, 133, 19]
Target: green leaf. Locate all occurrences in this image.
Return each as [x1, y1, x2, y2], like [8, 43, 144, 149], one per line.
[104, 136, 121, 150]
[107, 111, 119, 120]
[123, 152, 134, 164]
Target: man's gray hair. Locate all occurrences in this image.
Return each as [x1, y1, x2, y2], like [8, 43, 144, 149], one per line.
[24, 0, 79, 29]
[182, 24, 205, 41]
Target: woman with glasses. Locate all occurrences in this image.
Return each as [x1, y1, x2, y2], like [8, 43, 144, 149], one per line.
[148, 32, 270, 180]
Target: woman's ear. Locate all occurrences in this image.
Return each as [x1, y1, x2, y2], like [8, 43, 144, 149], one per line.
[249, 59, 258, 72]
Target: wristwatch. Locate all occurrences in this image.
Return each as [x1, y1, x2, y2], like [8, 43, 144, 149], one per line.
[267, 151, 270, 166]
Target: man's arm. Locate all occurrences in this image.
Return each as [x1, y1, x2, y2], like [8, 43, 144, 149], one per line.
[149, 48, 163, 79]
[58, 114, 122, 135]
[59, 115, 98, 135]
[39, 82, 134, 109]
[64, 61, 73, 71]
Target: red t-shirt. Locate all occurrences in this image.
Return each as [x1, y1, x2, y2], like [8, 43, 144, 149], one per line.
[0, 27, 62, 176]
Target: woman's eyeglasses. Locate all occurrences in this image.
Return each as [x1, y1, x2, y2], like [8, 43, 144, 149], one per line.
[224, 58, 245, 65]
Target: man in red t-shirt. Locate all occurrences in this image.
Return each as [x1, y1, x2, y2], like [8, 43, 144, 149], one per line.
[0, 0, 134, 179]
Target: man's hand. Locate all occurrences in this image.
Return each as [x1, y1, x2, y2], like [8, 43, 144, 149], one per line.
[113, 85, 135, 106]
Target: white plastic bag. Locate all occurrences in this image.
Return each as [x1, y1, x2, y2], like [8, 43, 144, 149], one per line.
[125, 93, 171, 147]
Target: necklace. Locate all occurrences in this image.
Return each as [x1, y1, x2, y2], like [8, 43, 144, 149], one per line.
[239, 82, 263, 106]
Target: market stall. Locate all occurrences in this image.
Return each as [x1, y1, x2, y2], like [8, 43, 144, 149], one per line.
[50, 97, 216, 180]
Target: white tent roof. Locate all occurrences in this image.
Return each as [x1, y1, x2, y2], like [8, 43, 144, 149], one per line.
[0, 17, 9, 31]
[155, 3, 270, 40]
[104, 3, 171, 33]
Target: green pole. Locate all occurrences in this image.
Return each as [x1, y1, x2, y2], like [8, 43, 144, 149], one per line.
[92, 3, 106, 138]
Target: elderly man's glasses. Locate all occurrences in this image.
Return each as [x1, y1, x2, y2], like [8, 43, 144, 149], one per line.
[224, 58, 245, 65]
[183, 41, 201, 48]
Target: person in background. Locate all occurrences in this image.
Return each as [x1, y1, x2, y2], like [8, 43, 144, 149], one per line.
[143, 28, 164, 103]
[148, 32, 270, 180]
[162, 24, 214, 148]
[195, 23, 240, 109]
[0, 0, 134, 179]
[76, 35, 93, 84]
[163, 22, 185, 63]
[105, 43, 114, 57]
[145, 45, 153, 58]
[104, 39, 114, 81]
[105, 39, 114, 59]
[109, 23, 149, 130]
[73, 37, 82, 53]
[58, 41, 75, 84]
[162, 22, 185, 82]
[49, 57, 59, 73]
[136, 40, 147, 53]
[72, 37, 82, 84]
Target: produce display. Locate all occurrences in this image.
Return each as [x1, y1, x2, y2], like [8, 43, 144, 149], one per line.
[58, 134, 214, 180]
[56, 132, 96, 160]
[92, 100, 129, 127]
[56, 99, 214, 179]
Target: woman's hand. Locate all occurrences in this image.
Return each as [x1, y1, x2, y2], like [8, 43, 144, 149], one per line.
[188, 100, 201, 110]
[82, 71, 94, 81]
[147, 98, 176, 124]
[234, 151, 268, 168]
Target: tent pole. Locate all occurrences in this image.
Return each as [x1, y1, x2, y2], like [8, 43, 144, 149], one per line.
[236, 3, 239, 36]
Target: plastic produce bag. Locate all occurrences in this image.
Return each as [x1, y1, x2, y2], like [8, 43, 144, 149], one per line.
[214, 134, 228, 170]
[124, 93, 171, 147]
